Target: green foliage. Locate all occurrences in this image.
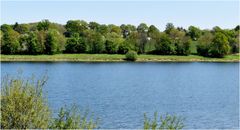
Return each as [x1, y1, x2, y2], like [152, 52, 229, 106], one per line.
[65, 33, 86, 53]
[148, 25, 160, 39]
[13, 22, 29, 34]
[1, 24, 13, 33]
[209, 32, 230, 57]
[49, 23, 66, 34]
[197, 31, 231, 57]
[144, 112, 184, 130]
[89, 21, 100, 31]
[97, 24, 109, 35]
[105, 32, 124, 54]
[0, 20, 239, 57]
[231, 34, 239, 53]
[212, 26, 222, 33]
[45, 29, 65, 55]
[125, 50, 138, 61]
[234, 25, 239, 32]
[120, 24, 136, 38]
[124, 32, 140, 52]
[220, 29, 239, 54]
[37, 19, 50, 31]
[51, 105, 98, 129]
[1, 74, 99, 129]
[35, 30, 47, 54]
[1, 27, 20, 54]
[155, 33, 175, 55]
[108, 24, 122, 35]
[165, 23, 175, 34]
[175, 37, 192, 55]
[1, 75, 51, 129]
[168, 29, 191, 55]
[65, 20, 88, 36]
[118, 40, 131, 54]
[197, 31, 213, 57]
[26, 32, 44, 54]
[188, 26, 201, 40]
[137, 23, 148, 33]
[84, 30, 105, 53]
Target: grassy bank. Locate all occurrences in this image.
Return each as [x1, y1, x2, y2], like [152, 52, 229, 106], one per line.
[0, 54, 239, 62]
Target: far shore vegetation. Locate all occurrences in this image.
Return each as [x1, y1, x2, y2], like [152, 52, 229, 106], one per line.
[0, 20, 239, 62]
[0, 53, 239, 62]
[1, 74, 184, 129]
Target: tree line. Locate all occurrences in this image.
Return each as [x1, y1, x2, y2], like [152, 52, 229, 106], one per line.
[1, 20, 239, 57]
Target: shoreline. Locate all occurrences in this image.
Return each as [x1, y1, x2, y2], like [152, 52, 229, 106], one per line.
[0, 54, 239, 62]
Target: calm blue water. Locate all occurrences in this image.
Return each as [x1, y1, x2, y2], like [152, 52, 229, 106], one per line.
[1, 62, 239, 129]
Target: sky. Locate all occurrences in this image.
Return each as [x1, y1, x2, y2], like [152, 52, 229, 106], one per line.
[1, 0, 239, 30]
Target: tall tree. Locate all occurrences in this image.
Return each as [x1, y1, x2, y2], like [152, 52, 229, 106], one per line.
[120, 24, 136, 38]
[89, 22, 100, 31]
[84, 30, 106, 53]
[13, 22, 29, 34]
[108, 24, 122, 35]
[65, 20, 88, 36]
[148, 25, 160, 39]
[1, 27, 20, 54]
[188, 26, 201, 40]
[97, 24, 109, 35]
[137, 23, 148, 33]
[105, 32, 124, 54]
[209, 32, 230, 57]
[26, 32, 43, 54]
[175, 36, 192, 55]
[44, 29, 65, 54]
[65, 33, 86, 53]
[155, 33, 175, 55]
[165, 23, 175, 34]
[37, 20, 50, 31]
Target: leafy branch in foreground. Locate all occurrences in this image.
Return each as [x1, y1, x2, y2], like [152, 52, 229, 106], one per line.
[144, 112, 184, 130]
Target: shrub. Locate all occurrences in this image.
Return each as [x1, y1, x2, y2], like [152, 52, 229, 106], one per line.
[144, 112, 184, 130]
[1, 75, 51, 129]
[51, 105, 99, 129]
[125, 50, 138, 61]
[1, 74, 99, 129]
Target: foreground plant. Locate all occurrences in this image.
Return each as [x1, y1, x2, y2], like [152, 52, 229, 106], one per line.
[144, 112, 184, 130]
[50, 105, 99, 129]
[0, 75, 98, 129]
[1, 75, 50, 129]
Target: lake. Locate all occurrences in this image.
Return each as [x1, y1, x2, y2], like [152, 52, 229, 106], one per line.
[1, 62, 239, 129]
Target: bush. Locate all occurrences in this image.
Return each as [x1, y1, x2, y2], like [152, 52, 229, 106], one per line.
[125, 50, 138, 61]
[51, 105, 98, 129]
[144, 112, 184, 130]
[1, 74, 99, 129]
[1, 75, 51, 129]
